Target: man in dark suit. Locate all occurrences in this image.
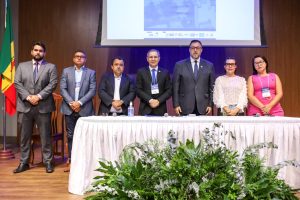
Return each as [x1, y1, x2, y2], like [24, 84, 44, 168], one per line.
[60, 50, 96, 171]
[173, 40, 215, 116]
[136, 49, 172, 116]
[98, 57, 135, 115]
[14, 42, 58, 173]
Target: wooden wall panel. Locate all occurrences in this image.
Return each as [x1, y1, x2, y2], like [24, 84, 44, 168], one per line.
[17, 0, 300, 117]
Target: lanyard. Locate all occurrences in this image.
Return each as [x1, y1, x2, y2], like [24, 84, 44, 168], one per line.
[258, 74, 270, 89]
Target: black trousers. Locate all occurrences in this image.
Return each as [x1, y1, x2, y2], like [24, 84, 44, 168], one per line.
[65, 112, 81, 160]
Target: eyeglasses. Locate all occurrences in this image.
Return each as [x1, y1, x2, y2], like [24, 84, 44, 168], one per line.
[225, 63, 236, 66]
[190, 46, 202, 51]
[74, 55, 86, 59]
[254, 60, 265, 65]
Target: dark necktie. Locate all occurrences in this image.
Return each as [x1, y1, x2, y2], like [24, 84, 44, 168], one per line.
[151, 69, 157, 85]
[193, 60, 198, 79]
[33, 62, 39, 82]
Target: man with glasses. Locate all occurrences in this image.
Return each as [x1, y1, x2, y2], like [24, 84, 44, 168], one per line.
[173, 40, 215, 116]
[60, 50, 96, 172]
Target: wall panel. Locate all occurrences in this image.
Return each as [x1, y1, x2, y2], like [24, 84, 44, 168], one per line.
[17, 0, 300, 117]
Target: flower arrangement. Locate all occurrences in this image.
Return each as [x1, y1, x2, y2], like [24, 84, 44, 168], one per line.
[86, 123, 298, 200]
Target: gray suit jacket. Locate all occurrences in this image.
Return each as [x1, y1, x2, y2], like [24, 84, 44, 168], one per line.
[172, 58, 215, 115]
[14, 60, 58, 113]
[60, 66, 96, 117]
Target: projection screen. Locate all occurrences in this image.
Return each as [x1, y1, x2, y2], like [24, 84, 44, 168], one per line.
[97, 0, 262, 46]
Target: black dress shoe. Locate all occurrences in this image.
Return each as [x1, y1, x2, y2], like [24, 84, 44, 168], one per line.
[13, 163, 30, 173]
[45, 163, 54, 173]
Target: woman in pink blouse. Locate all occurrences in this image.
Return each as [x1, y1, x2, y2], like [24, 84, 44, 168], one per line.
[247, 55, 284, 116]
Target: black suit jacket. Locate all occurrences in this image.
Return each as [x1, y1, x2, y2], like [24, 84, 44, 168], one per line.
[98, 72, 135, 115]
[172, 58, 215, 115]
[136, 67, 172, 116]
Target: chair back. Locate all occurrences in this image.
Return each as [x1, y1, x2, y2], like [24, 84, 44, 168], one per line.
[51, 93, 65, 161]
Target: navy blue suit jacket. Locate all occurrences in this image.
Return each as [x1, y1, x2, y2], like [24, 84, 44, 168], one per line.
[98, 72, 135, 115]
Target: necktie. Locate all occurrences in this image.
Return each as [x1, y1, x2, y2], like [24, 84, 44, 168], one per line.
[33, 62, 39, 82]
[194, 60, 198, 79]
[151, 69, 157, 85]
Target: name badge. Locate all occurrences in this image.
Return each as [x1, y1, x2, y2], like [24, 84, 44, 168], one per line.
[229, 104, 237, 110]
[151, 84, 159, 94]
[75, 82, 81, 88]
[75, 87, 80, 93]
[262, 87, 271, 98]
[75, 82, 81, 93]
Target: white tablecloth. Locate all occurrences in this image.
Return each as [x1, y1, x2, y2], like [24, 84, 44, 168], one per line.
[68, 116, 300, 195]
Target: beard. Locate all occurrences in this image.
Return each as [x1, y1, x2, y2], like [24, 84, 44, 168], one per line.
[192, 53, 200, 59]
[33, 54, 44, 61]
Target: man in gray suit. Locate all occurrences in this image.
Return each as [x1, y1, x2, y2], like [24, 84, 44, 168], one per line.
[173, 40, 215, 116]
[60, 50, 96, 171]
[14, 42, 58, 173]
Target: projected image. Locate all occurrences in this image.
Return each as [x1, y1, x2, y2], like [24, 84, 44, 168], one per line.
[144, 0, 216, 31]
[100, 0, 261, 46]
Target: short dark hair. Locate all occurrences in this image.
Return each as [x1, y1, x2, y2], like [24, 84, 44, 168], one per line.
[147, 49, 160, 57]
[32, 41, 46, 52]
[189, 40, 203, 47]
[74, 49, 87, 57]
[224, 57, 237, 65]
[224, 57, 237, 74]
[111, 56, 125, 66]
[252, 55, 269, 75]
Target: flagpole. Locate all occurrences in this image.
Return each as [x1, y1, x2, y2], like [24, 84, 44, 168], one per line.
[0, 94, 14, 160]
[3, 93, 7, 151]
[0, 0, 14, 160]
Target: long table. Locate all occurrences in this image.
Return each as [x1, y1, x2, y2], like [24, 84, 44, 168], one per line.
[68, 116, 300, 195]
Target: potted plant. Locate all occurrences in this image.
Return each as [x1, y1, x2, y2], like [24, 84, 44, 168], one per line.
[86, 123, 298, 200]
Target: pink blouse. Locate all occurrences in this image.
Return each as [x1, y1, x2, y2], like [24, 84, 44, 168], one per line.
[247, 73, 284, 116]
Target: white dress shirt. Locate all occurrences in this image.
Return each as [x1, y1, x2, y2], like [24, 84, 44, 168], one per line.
[110, 75, 122, 113]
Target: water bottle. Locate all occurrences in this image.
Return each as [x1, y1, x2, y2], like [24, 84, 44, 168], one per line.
[128, 101, 134, 117]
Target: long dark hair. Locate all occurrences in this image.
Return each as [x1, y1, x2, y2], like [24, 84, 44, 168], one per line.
[252, 55, 269, 75]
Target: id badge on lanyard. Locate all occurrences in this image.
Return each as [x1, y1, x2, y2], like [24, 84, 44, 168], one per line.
[151, 84, 159, 94]
[75, 82, 81, 97]
[262, 87, 271, 98]
[259, 75, 271, 98]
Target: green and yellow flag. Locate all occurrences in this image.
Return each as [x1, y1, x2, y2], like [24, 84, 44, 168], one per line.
[0, 0, 16, 116]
